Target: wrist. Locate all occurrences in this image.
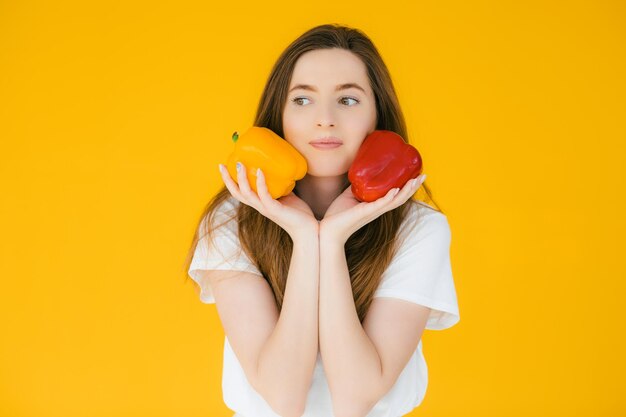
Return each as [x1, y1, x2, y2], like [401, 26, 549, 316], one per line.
[319, 224, 347, 247]
[289, 221, 320, 243]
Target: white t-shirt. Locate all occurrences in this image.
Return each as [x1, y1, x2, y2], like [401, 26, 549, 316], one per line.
[188, 196, 460, 417]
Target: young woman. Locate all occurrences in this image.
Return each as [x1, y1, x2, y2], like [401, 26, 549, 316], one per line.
[185, 24, 460, 417]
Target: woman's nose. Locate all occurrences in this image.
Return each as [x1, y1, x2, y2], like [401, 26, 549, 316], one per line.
[316, 105, 335, 127]
[317, 121, 335, 127]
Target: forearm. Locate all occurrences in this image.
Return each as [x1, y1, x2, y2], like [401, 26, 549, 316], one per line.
[318, 234, 382, 416]
[257, 228, 320, 416]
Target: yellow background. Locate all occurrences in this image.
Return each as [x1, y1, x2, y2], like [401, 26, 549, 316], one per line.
[1, 0, 625, 415]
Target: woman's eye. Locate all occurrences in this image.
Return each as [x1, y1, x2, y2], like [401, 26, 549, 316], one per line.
[292, 97, 310, 106]
[340, 97, 359, 106]
[291, 96, 360, 106]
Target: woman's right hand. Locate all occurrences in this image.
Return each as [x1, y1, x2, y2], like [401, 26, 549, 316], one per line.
[218, 162, 319, 240]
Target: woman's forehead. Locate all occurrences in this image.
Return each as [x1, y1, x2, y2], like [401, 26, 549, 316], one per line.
[290, 49, 370, 90]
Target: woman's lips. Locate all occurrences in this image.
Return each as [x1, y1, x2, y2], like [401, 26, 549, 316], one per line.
[310, 137, 343, 149]
[310, 142, 342, 149]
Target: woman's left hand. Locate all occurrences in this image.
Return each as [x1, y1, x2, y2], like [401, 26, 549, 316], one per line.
[320, 174, 426, 245]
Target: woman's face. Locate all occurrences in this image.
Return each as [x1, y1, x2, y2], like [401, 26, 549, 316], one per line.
[282, 48, 378, 177]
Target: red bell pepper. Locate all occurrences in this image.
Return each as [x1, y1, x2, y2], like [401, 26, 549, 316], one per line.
[348, 130, 423, 202]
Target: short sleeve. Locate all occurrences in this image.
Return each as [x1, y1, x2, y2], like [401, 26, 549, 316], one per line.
[188, 197, 264, 304]
[373, 205, 460, 330]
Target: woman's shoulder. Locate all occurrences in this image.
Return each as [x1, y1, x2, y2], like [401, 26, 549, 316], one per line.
[218, 195, 240, 215]
[408, 199, 447, 222]
[201, 195, 240, 232]
[398, 200, 449, 241]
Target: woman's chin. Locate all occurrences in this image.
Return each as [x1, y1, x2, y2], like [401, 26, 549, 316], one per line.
[304, 169, 349, 179]
[303, 160, 351, 177]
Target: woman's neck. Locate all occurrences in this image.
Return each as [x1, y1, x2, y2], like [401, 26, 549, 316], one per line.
[294, 173, 350, 221]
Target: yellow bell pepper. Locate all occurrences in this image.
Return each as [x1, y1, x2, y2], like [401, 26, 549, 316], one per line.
[225, 126, 308, 199]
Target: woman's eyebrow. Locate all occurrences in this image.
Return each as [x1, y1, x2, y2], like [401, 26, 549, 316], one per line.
[288, 83, 366, 94]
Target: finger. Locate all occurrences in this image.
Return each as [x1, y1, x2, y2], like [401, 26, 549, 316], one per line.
[218, 163, 247, 203]
[355, 175, 426, 229]
[236, 161, 262, 206]
[371, 174, 426, 213]
[386, 187, 401, 200]
[363, 187, 399, 210]
[410, 174, 427, 193]
[256, 168, 280, 208]
[396, 174, 427, 201]
[353, 187, 401, 227]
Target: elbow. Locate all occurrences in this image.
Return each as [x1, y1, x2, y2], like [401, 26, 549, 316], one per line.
[332, 404, 376, 417]
[249, 358, 313, 417]
[331, 385, 384, 417]
[260, 387, 307, 417]
[332, 396, 378, 417]
[267, 395, 306, 417]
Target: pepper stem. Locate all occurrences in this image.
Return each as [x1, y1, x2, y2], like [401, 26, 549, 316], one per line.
[232, 131, 239, 143]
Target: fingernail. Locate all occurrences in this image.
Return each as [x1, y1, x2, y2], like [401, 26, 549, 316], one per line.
[218, 164, 224, 173]
[257, 168, 262, 176]
[421, 174, 427, 183]
[236, 162, 241, 172]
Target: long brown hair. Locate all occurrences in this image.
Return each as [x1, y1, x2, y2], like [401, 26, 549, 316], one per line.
[183, 23, 444, 323]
